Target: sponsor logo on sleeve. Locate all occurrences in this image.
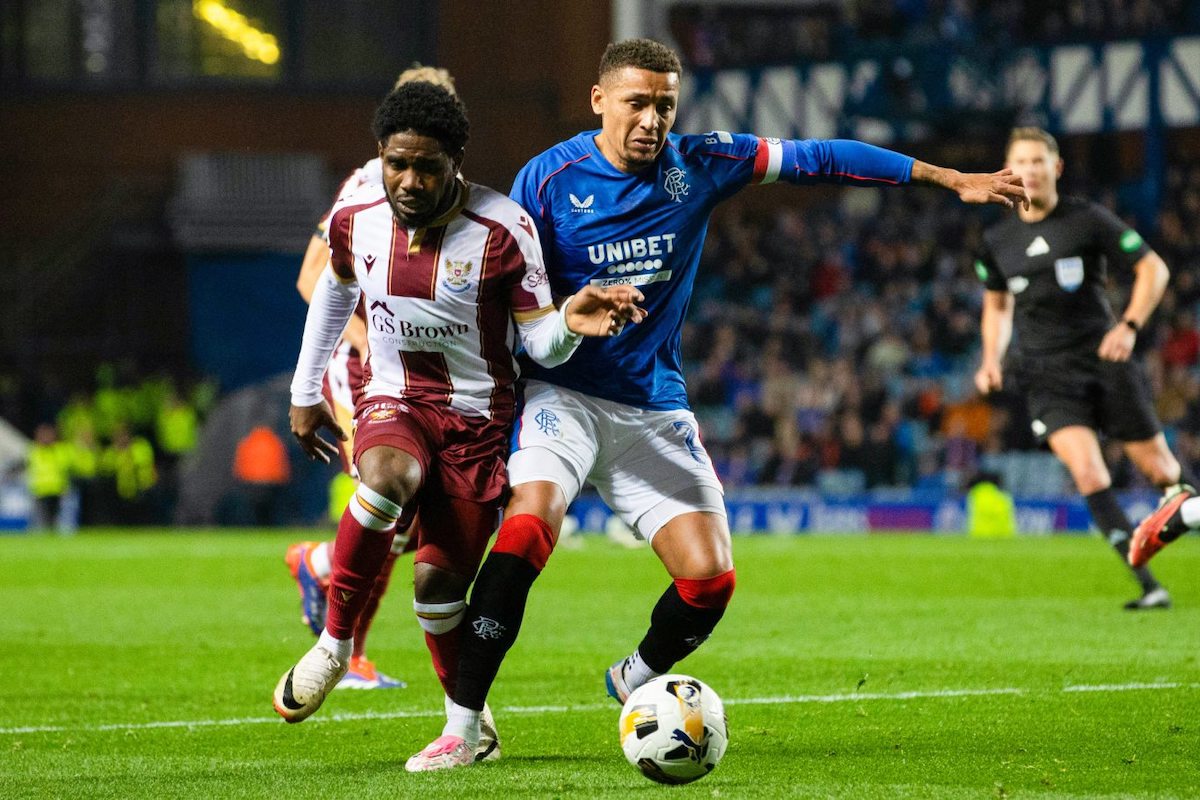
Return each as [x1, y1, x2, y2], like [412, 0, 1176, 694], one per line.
[974, 260, 989, 282]
[522, 265, 549, 291]
[1120, 229, 1144, 253]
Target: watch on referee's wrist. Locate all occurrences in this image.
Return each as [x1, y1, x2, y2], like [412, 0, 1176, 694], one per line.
[1123, 318, 1140, 334]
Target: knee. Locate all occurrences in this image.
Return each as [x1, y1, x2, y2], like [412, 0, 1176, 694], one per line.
[358, 449, 422, 506]
[413, 562, 469, 604]
[507, 480, 568, 532]
[675, 569, 736, 610]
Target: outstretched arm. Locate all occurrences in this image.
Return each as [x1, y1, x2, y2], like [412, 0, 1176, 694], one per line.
[911, 162, 1029, 209]
[771, 138, 1027, 209]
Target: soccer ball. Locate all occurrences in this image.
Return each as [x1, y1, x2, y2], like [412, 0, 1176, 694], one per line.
[617, 674, 728, 785]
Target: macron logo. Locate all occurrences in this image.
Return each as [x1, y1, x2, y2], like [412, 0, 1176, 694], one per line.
[1025, 236, 1050, 257]
[569, 193, 595, 214]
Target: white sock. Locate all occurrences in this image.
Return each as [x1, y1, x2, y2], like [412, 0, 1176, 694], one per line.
[442, 702, 481, 747]
[1180, 497, 1200, 528]
[317, 629, 353, 662]
[310, 541, 332, 580]
[624, 650, 661, 689]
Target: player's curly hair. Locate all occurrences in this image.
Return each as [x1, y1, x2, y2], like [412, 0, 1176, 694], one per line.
[598, 38, 682, 82]
[372, 81, 469, 154]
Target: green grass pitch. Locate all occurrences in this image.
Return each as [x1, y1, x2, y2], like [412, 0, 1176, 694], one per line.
[1, 530, 1197, 799]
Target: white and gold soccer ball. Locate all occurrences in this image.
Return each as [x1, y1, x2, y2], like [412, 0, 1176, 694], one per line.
[617, 674, 728, 785]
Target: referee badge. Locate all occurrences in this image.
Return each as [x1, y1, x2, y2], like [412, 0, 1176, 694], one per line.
[1054, 256, 1084, 292]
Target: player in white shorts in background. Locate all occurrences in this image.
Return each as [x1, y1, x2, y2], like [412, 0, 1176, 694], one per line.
[406, 37, 1028, 772]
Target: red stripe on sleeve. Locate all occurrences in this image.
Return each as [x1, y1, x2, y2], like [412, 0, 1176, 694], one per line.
[751, 137, 771, 184]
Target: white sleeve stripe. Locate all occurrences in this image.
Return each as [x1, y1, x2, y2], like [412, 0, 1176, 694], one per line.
[762, 140, 783, 185]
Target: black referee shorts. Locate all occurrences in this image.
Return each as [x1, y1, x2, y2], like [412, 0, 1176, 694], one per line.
[1012, 348, 1161, 444]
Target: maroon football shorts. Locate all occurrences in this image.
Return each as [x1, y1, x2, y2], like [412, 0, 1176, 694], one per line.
[353, 395, 508, 576]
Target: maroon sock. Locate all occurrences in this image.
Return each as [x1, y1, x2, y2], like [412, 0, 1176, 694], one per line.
[425, 627, 462, 695]
[325, 507, 396, 640]
[353, 549, 399, 658]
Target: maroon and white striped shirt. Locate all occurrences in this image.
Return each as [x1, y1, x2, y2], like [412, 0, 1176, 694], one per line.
[327, 179, 554, 422]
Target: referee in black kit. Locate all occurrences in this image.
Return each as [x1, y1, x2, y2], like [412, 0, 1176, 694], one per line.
[973, 127, 1191, 610]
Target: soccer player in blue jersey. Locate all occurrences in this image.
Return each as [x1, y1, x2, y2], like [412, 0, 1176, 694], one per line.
[405, 38, 1028, 771]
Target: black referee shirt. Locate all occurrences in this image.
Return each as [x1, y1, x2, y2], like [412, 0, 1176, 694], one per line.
[975, 196, 1152, 355]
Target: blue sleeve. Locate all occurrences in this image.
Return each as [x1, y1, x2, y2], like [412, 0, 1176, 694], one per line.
[509, 160, 552, 246]
[782, 139, 914, 186]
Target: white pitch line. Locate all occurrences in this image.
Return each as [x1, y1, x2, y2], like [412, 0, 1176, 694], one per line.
[1, 682, 1195, 737]
[1060, 681, 1190, 693]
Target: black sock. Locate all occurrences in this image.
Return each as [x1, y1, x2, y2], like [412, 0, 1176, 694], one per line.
[1161, 499, 1192, 544]
[1085, 488, 1158, 592]
[635, 583, 727, 674]
[453, 552, 540, 711]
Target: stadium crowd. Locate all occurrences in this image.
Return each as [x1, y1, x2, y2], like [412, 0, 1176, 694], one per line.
[683, 156, 1200, 494]
[670, 0, 1200, 68]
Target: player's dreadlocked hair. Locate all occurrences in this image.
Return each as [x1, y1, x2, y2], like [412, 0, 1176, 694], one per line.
[1007, 126, 1059, 156]
[598, 38, 682, 82]
[372, 81, 469, 154]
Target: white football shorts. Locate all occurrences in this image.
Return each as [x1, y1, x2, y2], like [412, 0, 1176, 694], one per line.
[508, 380, 726, 541]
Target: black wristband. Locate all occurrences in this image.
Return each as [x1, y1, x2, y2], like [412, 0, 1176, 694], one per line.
[1123, 318, 1140, 333]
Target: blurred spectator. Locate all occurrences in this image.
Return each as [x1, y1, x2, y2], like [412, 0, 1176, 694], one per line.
[155, 390, 199, 517]
[965, 471, 1017, 538]
[233, 426, 292, 526]
[1160, 309, 1200, 368]
[67, 426, 100, 526]
[99, 424, 158, 524]
[27, 424, 73, 533]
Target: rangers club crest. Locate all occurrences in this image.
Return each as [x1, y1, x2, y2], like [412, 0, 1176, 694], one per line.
[664, 167, 690, 203]
[442, 259, 474, 293]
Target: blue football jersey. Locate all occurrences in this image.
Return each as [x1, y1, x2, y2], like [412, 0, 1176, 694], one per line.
[511, 130, 914, 410]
